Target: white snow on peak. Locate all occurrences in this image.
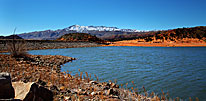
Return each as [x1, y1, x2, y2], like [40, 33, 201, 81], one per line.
[65, 25, 143, 32]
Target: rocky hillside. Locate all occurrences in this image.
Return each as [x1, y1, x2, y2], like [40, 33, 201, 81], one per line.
[140, 26, 206, 42]
[57, 33, 107, 44]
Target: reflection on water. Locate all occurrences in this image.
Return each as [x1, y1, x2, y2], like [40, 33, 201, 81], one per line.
[29, 46, 206, 100]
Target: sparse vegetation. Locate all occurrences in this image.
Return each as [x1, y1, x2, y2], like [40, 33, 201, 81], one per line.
[7, 40, 28, 58]
[6, 29, 28, 58]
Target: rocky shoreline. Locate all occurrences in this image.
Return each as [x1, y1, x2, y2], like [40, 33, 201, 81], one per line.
[0, 54, 169, 101]
[0, 39, 103, 53]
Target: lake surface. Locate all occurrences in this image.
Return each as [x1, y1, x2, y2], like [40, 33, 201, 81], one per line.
[29, 46, 206, 100]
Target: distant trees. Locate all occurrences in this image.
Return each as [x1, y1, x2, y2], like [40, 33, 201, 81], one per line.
[137, 26, 206, 42]
[174, 26, 206, 39]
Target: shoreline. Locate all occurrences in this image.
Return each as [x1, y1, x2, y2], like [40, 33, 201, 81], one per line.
[104, 41, 206, 47]
[1, 54, 163, 100]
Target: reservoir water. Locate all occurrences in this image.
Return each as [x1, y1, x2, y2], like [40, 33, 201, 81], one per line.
[29, 46, 206, 100]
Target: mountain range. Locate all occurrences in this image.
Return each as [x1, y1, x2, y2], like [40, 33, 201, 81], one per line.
[65, 25, 142, 32]
[18, 25, 146, 40]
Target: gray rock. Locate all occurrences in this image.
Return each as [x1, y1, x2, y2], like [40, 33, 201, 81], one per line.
[106, 88, 114, 95]
[0, 72, 15, 99]
[12, 82, 53, 101]
[106, 88, 119, 96]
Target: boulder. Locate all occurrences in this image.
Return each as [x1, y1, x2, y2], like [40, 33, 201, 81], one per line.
[12, 82, 53, 101]
[106, 88, 114, 95]
[0, 72, 15, 99]
[106, 88, 119, 96]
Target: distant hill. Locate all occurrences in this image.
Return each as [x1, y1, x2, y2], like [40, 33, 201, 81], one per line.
[139, 26, 206, 42]
[0, 35, 23, 39]
[57, 33, 107, 44]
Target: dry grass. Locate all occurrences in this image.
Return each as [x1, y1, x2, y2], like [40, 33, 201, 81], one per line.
[6, 40, 28, 58]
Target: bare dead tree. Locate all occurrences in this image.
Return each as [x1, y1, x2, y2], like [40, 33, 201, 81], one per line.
[7, 28, 28, 58]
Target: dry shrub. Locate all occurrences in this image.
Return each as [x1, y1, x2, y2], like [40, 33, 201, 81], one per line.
[7, 40, 28, 58]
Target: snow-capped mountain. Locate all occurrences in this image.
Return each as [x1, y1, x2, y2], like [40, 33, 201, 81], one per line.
[64, 25, 142, 32]
[18, 25, 146, 40]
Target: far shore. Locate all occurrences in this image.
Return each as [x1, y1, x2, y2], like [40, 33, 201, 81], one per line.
[1, 39, 206, 54]
[104, 39, 206, 47]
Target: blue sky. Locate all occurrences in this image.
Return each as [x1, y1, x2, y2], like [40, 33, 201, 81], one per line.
[0, 0, 205, 36]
